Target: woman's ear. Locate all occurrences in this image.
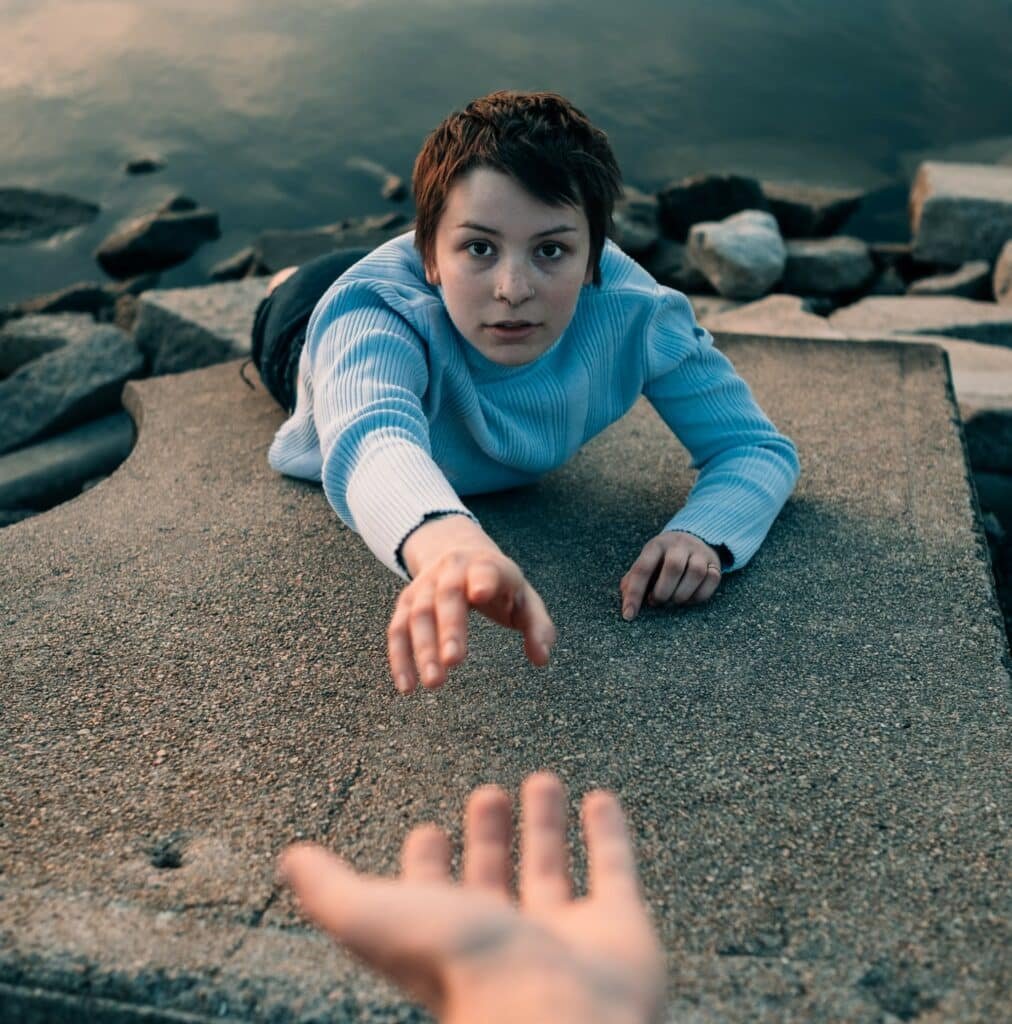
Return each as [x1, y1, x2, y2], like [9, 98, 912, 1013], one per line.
[424, 260, 441, 286]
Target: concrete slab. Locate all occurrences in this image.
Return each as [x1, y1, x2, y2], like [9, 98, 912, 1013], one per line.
[1, 340, 1009, 1022]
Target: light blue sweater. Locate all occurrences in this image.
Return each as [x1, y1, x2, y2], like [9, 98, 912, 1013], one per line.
[268, 230, 800, 580]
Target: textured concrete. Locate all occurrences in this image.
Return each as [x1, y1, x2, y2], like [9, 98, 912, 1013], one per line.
[1, 338, 1009, 1022]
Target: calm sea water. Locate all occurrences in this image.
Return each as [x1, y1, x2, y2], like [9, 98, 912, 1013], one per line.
[2, 0, 1011, 306]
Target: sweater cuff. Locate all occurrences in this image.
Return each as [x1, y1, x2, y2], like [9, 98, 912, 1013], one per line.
[345, 440, 478, 580]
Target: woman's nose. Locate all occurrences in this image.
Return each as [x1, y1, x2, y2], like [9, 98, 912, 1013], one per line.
[495, 266, 532, 303]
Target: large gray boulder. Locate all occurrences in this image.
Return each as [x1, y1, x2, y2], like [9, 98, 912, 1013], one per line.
[0, 187, 99, 242]
[657, 173, 768, 241]
[611, 184, 661, 259]
[0, 313, 97, 376]
[760, 181, 862, 238]
[994, 239, 1012, 305]
[910, 161, 1012, 265]
[133, 278, 269, 375]
[95, 205, 221, 278]
[780, 237, 876, 296]
[253, 212, 410, 273]
[0, 411, 134, 510]
[907, 260, 992, 299]
[829, 296, 1012, 347]
[686, 210, 786, 300]
[0, 326, 142, 455]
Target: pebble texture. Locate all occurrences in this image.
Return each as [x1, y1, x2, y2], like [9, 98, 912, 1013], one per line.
[1, 341, 1009, 1022]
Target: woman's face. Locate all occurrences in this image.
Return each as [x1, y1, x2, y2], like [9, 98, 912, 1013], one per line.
[424, 166, 594, 366]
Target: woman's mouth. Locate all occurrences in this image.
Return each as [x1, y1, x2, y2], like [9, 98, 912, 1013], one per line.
[487, 322, 539, 340]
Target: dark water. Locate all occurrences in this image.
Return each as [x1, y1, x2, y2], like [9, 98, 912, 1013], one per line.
[2, 0, 1011, 306]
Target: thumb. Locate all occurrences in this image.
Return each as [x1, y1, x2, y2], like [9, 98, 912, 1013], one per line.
[278, 843, 455, 969]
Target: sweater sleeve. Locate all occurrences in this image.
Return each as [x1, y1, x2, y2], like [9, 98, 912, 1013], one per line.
[641, 290, 800, 572]
[306, 281, 478, 580]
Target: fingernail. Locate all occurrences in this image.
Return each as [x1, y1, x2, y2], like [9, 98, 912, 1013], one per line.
[425, 663, 441, 684]
[623, 605, 635, 621]
[443, 640, 459, 660]
[396, 675, 410, 693]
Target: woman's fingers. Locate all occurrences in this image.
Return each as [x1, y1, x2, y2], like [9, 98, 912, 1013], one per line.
[407, 583, 444, 689]
[620, 542, 663, 620]
[646, 547, 689, 605]
[388, 602, 418, 694]
[519, 772, 571, 912]
[462, 784, 513, 901]
[688, 564, 722, 605]
[514, 585, 556, 666]
[434, 561, 469, 669]
[401, 824, 452, 883]
[581, 790, 641, 904]
[671, 552, 711, 605]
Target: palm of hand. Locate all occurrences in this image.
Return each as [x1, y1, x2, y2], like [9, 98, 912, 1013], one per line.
[281, 774, 665, 1024]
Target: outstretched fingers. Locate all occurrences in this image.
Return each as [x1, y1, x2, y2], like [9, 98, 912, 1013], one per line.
[581, 790, 641, 904]
[519, 772, 572, 912]
[462, 784, 513, 901]
[401, 824, 452, 883]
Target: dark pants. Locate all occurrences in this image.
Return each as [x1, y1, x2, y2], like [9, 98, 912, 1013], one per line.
[250, 247, 372, 413]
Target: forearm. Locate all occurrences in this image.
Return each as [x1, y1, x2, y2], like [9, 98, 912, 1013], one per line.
[401, 514, 500, 578]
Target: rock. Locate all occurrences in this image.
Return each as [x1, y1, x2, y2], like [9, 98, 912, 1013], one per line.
[867, 266, 908, 296]
[869, 241, 917, 276]
[12, 282, 115, 317]
[114, 294, 139, 333]
[111, 272, 162, 297]
[95, 205, 221, 278]
[345, 157, 406, 201]
[0, 326, 143, 456]
[612, 186, 661, 260]
[0, 187, 100, 242]
[907, 260, 992, 299]
[157, 194, 199, 214]
[133, 278, 269, 375]
[124, 157, 166, 175]
[0, 313, 98, 376]
[963, 411, 1012, 474]
[974, 471, 1012, 531]
[836, 182, 910, 244]
[686, 209, 786, 300]
[381, 176, 407, 202]
[828, 296, 1012, 347]
[639, 239, 711, 292]
[210, 246, 260, 282]
[994, 240, 1012, 305]
[0, 507, 36, 528]
[704, 294, 847, 338]
[0, 411, 134, 510]
[686, 295, 744, 325]
[780, 237, 876, 296]
[657, 173, 768, 241]
[253, 212, 410, 274]
[760, 181, 862, 238]
[910, 161, 1012, 265]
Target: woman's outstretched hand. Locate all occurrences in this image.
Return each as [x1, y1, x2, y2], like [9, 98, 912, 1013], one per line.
[278, 772, 666, 1024]
[389, 514, 556, 693]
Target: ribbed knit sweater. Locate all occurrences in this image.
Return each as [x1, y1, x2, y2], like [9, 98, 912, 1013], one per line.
[268, 230, 800, 581]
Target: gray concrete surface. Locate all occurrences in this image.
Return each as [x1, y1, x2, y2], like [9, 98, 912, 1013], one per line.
[1, 338, 1009, 1022]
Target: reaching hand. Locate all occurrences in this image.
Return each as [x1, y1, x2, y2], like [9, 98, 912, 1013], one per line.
[278, 772, 666, 1024]
[620, 530, 723, 621]
[390, 515, 556, 693]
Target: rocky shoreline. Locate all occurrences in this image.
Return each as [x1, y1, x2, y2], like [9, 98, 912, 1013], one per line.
[2, 157, 1011, 638]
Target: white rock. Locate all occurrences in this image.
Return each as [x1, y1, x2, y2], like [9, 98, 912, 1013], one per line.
[910, 161, 1012, 265]
[686, 210, 786, 300]
[907, 261, 991, 299]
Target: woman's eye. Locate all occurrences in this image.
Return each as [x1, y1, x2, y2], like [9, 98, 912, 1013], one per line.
[465, 241, 566, 259]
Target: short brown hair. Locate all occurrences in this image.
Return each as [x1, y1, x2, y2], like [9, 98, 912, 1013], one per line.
[412, 90, 624, 288]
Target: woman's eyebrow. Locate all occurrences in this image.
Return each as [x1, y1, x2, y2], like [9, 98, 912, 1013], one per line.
[456, 221, 578, 237]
